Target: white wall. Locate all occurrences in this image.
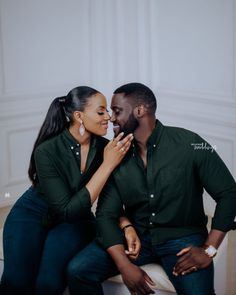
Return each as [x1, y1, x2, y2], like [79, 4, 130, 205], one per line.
[0, 0, 235, 293]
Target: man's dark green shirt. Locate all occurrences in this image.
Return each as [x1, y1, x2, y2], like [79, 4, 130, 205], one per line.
[96, 121, 236, 249]
[34, 128, 108, 225]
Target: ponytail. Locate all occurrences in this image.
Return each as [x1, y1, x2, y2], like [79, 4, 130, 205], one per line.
[28, 96, 68, 185]
[28, 86, 100, 185]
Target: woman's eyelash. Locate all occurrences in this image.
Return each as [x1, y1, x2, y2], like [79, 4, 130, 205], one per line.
[98, 109, 109, 115]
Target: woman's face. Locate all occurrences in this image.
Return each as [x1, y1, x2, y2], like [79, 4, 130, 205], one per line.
[81, 93, 110, 136]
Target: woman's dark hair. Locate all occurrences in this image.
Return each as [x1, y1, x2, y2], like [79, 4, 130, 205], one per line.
[28, 86, 99, 185]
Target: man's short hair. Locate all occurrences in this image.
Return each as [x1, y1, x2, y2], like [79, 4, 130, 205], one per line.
[114, 82, 157, 114]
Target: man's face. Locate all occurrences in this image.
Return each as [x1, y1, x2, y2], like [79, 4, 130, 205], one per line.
[110, 93, 139, 136]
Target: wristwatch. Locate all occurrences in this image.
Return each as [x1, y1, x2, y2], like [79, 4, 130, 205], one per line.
[203, 245, 217, 258]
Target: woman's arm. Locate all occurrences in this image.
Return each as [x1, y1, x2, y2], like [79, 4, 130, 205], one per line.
[34, 133, 133, 222]
[86, 133, 133, 204]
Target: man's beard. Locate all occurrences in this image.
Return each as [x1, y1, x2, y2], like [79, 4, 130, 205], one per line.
[120, 113, 139, 136]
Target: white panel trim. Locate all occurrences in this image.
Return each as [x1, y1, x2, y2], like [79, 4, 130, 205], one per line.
[136, 0, 151, 84]
[6, 126, 38, 186]
[0, 1, 5, 95]
[154, 0, 236, 105]
[233, 0, 236, 98]
[157, 90, 236, 129]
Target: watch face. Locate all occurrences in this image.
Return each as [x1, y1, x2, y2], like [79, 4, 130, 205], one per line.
[205, 245, 217, 257]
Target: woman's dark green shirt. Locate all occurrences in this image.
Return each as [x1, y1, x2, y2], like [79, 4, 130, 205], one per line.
[34, 128, 108, 224]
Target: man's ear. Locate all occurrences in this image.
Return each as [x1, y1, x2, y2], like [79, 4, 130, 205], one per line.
[134, 105, 146, 118]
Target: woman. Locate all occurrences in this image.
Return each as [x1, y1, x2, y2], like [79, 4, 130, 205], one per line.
[0, 86, 139, 295]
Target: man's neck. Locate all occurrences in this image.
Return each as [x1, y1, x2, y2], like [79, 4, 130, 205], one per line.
[134, 118, 156, 151]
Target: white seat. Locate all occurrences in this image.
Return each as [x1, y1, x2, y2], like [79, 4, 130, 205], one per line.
[0, 227, 176, 294]
[102, 263, 176, 294]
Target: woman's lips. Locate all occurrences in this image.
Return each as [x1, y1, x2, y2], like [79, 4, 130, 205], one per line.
[101, 123, 108, 129]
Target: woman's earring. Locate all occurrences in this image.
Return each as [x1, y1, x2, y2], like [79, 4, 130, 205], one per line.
[79, 121, 85, 136]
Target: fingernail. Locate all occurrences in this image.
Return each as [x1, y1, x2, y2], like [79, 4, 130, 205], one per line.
[172, 271, 178, 276]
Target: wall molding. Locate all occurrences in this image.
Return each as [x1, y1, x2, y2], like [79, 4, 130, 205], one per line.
[0, 2, 5, 95]
[158, 88, 236, 108]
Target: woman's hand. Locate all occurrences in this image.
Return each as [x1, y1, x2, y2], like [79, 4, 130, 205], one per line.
[103, 132, 133, 170]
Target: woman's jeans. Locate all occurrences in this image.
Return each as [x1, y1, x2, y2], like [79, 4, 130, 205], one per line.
[0, 187, 95, 295]
[67, 233, 215, 295]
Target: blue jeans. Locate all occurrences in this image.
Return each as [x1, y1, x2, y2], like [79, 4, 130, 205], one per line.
[67, 233, 215, 295]
[0, 187, 96, 295]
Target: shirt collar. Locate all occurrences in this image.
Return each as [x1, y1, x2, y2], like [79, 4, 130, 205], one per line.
[146, 120, 164, 147]
[62, 128, 97, 149]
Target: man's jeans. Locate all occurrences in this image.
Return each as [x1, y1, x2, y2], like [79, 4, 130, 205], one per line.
[0, 187, 96, 295]
[67, 233, 215, 295]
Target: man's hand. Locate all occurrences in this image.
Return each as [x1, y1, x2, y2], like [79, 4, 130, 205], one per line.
[120, 263, 155, 295]
[124, 226, 141, 259]
[173, 246, 212, 276]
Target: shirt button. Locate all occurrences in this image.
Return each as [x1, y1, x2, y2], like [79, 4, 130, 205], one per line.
[149, 222, 153, 225]
[152, 213, 155, 216]
[150, 194, 154, 198]
[71, 146, 74, 150]
[77, 143, 80, 146]
[153, 144, 156, 148]
[76, 152, 79, 155]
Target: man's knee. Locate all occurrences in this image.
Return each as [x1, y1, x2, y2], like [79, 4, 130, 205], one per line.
[67, 257, 96, 283]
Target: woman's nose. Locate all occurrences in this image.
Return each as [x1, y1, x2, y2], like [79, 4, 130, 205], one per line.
[104, 112, 111, 120]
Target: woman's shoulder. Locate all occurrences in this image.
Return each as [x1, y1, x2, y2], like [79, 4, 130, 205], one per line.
[34, 133, 65, 155]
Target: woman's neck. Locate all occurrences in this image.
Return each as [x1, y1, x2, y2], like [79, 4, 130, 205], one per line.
[69, 124, 91, 146]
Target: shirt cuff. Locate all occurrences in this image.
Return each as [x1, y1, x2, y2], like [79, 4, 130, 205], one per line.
[77, 186, 92, 209]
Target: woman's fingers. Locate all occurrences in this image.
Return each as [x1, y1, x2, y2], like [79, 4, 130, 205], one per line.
[113, 132, 125, 143]
[114, 133, 133, 147]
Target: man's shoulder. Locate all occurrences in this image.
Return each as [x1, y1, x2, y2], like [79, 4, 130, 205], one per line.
[164, 125, 198, 143]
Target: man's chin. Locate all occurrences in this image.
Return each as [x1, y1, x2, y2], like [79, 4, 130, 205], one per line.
[113, 126, 121, 137]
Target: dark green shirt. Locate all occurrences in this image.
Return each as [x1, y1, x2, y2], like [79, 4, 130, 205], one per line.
[96, 121, 236, 249]
[34, 128, 108, 225]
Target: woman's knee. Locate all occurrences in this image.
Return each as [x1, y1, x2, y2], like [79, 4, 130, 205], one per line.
[35, 275, 65, 295]
[0, 273, 34, 295]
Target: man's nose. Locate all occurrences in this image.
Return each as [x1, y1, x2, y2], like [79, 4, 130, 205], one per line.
[110, 113, 115, 122]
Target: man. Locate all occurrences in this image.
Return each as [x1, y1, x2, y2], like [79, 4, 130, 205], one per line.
[67, 83, 236, 295]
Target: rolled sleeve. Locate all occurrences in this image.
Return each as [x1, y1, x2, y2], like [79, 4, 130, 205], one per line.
[96, 177, 125, 249]
[194, 134, 236, 231]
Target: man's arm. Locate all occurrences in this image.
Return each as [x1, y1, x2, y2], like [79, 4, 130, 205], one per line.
[174, 134, 236, 276]
[96, 177, 155, 294]
[173, 229, 225, 276]
[119, 216, 141, 259]
[107, 245, 155, 295]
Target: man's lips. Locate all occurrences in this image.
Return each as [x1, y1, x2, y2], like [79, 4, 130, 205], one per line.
[113, 125, 120, 129]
